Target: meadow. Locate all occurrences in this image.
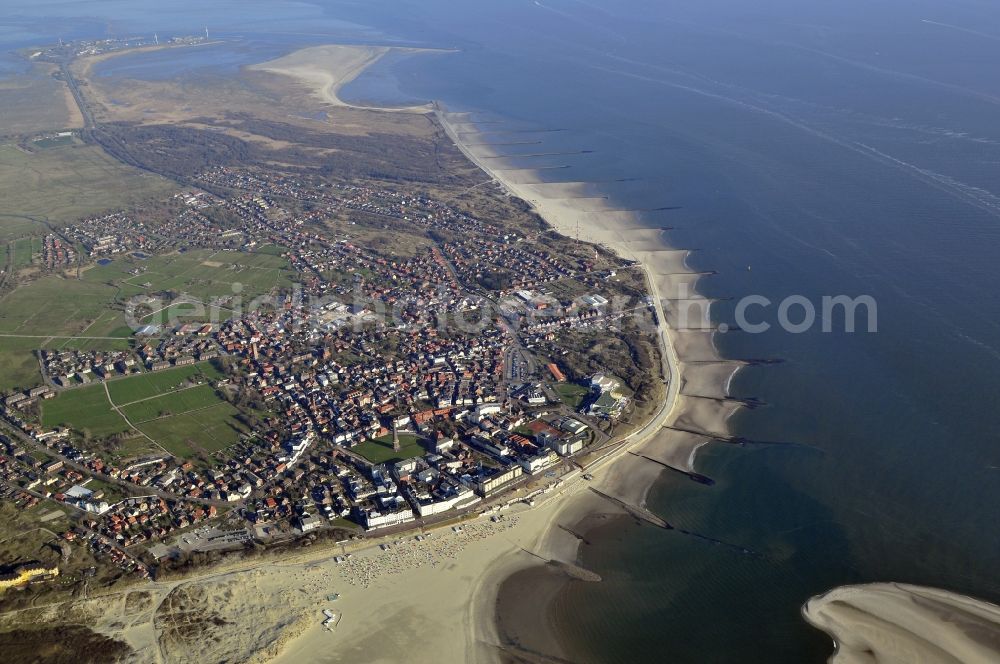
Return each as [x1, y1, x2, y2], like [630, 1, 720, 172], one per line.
[0, 247, 289, 391]
[41, 384, 130, 439]
[352, 434, 425, 464]
[106, 363, 212, 405]
[0, 142, 175, 242]
[40, 361, 244, 459]
[137, 402, 248, 458]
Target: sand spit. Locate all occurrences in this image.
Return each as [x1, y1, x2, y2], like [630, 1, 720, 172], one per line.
[803, 583, 1000, 663]
[249, 44, 444, 113]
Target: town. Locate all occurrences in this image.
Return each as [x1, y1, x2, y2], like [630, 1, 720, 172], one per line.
[0, 163, 659, 595]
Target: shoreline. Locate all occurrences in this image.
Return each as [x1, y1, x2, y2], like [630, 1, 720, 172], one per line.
[802, 583, 1000, 663]
[436, 107, 743, 660]
[249, 44, 450, 113]
[253, 103, 732, 663]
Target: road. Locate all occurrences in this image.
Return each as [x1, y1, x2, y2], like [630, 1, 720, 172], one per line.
[572, 260, 681, 475]
[59, 62, 94, 129]
[0, 416, 234, 509]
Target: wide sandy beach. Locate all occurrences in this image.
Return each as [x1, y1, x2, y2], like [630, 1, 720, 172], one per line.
[249, 44, 444, 113]
[434, 108, 744, 660]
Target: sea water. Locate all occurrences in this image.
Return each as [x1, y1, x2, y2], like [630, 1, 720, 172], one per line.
[3, 1, 1000, 661]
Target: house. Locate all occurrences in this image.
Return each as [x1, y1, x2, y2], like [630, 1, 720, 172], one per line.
[297, 513, 322, 533]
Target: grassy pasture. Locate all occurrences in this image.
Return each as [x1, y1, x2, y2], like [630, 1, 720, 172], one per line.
[119, 384, 221, 423]
[0, 142, 175, 241]
[137, 402, 247, 457]
[106, 363, 207, 405]
[41, 384, 129, 438]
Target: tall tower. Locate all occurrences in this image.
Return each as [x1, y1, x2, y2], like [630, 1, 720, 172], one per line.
[392, 424, 401, 452]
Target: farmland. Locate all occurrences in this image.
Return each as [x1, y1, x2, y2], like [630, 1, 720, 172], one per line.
[0, 142, 175, 242]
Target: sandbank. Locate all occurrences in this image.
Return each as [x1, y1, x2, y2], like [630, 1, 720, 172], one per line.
[249, 44, 444, 113]
[803, 583, 1000, 663]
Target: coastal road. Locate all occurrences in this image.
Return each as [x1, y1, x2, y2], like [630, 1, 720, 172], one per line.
[578, 265, 681, 478]
[437, 106, 684, 488]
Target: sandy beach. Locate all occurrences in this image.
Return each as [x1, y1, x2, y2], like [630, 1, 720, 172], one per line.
[184, 102, 738, 663]
[249, 44, 443, 113]
[803, 583, 1000, 663]
[435, 108, 744, 660]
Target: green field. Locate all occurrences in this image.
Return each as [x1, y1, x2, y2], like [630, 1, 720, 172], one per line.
[255, 243, 289, 256]
[107, 363, 209, 405]
[0, 246, 291, 391]
[554, 382, 590, 409]
[41, 384, 130, 439]
[83, 249, 295, 303]
[352, 434, 425, 465]
[0, 142, 176, 243]
[119, 384, 221, 423]
[0, 241, 291, 392]
[0, 275, 123, 337]
[0, 336, 44, 392]
[40, 361, 242, 458]
[12, 236, 41, 267]
[137, 402, 247, 458]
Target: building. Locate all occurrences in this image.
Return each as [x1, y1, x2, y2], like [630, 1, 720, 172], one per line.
[360, 506, 415, 530]
[475, 465, 523, 497]
[297, 513, 322, 533]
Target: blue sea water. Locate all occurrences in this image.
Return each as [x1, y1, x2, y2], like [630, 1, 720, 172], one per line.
[3, 1, 1000, 661]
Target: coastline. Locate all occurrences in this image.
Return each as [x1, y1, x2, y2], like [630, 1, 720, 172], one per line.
[244, 99, 734, 663]
[802, 583, 1000, 663]
[436, 107, 744, 660]
[13, 45, 741, 663]
[249, 44, 448, 113]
